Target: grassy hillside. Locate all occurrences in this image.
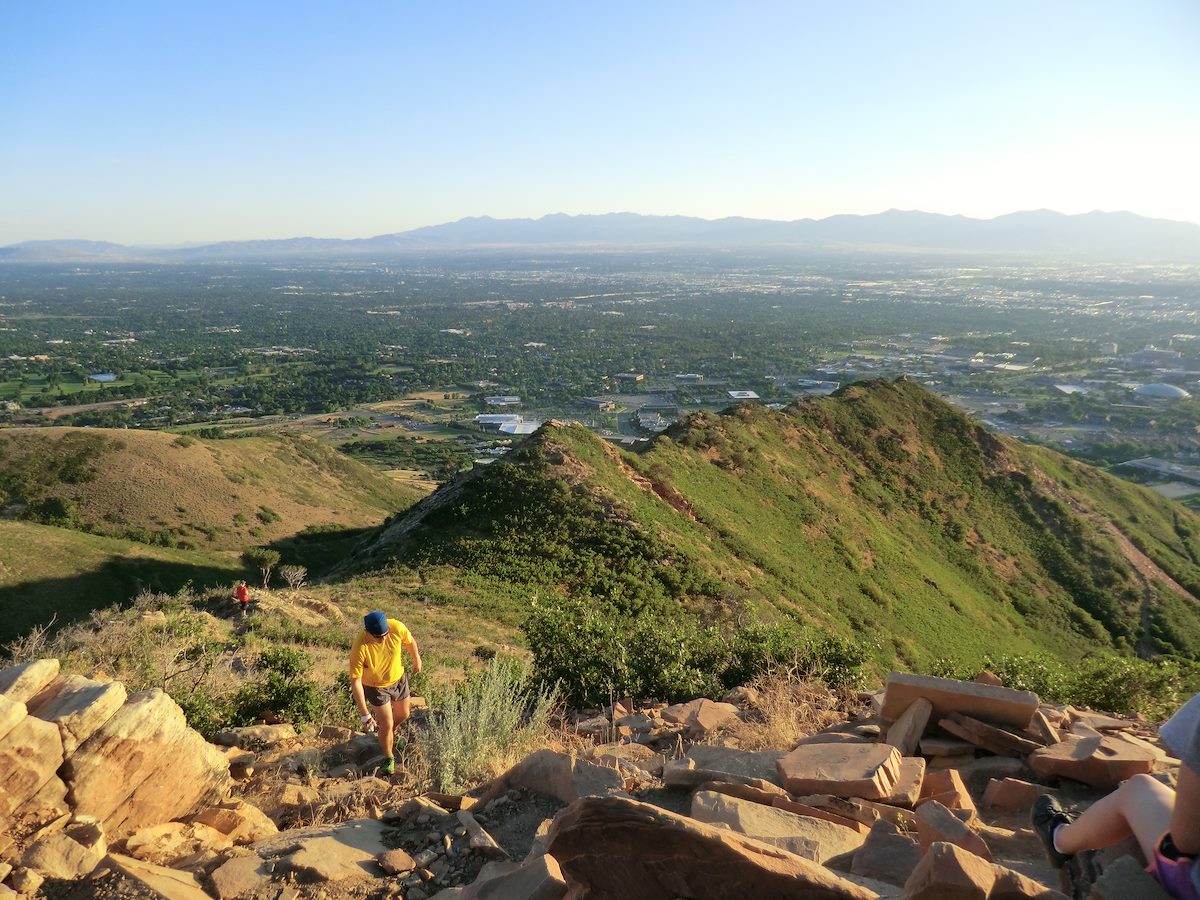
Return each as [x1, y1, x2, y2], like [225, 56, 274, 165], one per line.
[349, 379, 1200, 673]
[0, 519, 244, 642]
[0, 427, 426, 550]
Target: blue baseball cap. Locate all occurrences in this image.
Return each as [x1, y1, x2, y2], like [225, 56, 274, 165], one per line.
[364, 611, 389, 637]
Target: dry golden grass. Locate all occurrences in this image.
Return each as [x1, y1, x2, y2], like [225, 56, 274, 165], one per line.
[0, 426, 423, 550]
[713, 667, 858, 752]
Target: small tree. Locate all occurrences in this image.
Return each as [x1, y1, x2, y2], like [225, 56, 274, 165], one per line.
[242, 548, 281, 588]
[279, 564, 307, 590]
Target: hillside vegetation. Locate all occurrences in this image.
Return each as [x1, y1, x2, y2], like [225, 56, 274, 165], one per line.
[350, 379, 1200, 681]
[0, 427, 425, 550]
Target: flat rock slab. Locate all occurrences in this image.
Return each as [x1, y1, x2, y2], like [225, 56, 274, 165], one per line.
[691, 790, 824, 861]
[547, 795, 876, 899]
[1028, 736, 1158, 791]
[432, 855, 567, 899]
[252, 817, 389, 860]
[881, 673, 1038, 729]
[850, 820, 920, 887]
[208, 854, 273, 900]
[26, 674, 127, 755]
[777, 743, 901, 800]
[472, 749, 624, 806]
[104, 852, 212, 900]
[0, 659, 61, 704]
[664, 744, 785, 789]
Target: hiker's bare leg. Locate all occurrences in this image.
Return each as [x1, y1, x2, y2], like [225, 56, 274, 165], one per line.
[392, 695, 411, 730]
[1054, 774, 1174, 862]
[374, 701, 395, 759]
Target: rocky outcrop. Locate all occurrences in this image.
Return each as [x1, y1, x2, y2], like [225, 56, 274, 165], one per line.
[546, 795, 876, 899]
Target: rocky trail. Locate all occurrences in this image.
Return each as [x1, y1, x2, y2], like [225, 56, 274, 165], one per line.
[0, 658, 1182, 899]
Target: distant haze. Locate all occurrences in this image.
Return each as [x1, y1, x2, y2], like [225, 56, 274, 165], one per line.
[2, 209, 1199, 263]
[1, 3, 1198, 244]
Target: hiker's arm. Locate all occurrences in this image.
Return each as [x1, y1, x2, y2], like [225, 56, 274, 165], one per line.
[351, 676, 370, 718]
[1172, 762, 1200, 855]
[406, 635, 422, 676]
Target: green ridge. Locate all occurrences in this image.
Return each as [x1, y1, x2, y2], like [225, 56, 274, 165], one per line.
[352, 378, 1200, 671]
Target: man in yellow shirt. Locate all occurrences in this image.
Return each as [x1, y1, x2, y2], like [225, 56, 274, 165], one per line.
[349, 610, 422, 775]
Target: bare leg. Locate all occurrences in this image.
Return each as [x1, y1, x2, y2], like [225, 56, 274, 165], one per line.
[1054, 774, 1174, 862]
[374, 701, 394, 759]
[392, 695, 411, 730]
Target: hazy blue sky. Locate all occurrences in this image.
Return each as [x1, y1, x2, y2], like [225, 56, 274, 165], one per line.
[2, 1, 1198, 244]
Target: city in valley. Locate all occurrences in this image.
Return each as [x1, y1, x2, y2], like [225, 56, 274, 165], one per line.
[2, 252, 1199, 504]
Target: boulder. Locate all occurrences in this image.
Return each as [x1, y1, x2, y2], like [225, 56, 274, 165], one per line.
[378, 848, 418, 875]
[983, 778, 1042, 812]
[776, 743, 902, 800]
[64, 689, 233, 839]
[104, 852, 212, 900]
[850, 819, 921, 886]
[122, 821, 232, 866]
[208, 854, 273, 900]
[0, 659, 61, 703]
[21, 828, 105, 879]
[690, 790, 821, 861]
[458, 810, 508, 860]
[1087, 854, 1171, 899]
[881, 672, 1038, 729]
[591, 742, 666, 776]
[882, 757, 926, 807]
[430, 854, 567, 899]
[1028, 736, 1158, 791]
[286, 835, 378, 881]
[917, 769, 976, 819]
[660, 698, 740, 737]
[664, 745, 784, 789]
[471, 749, 624, 806]
[989, 864, 1070, 899]
[0, 696, 66, 821]
[190, 800, 278, 844]
[901, 841, 996, 899]
[886, 698, 933, 756]
[252, 817, 390, 864]
[26, 674, 127, 754]
[547, 795, 876, 899]
[213, 723, 297, 747]
[913, 800, 992, 861]
[6, 868, 42, 895]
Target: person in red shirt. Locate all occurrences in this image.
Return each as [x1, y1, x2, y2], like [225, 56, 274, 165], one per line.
[234, 580, 250, 619]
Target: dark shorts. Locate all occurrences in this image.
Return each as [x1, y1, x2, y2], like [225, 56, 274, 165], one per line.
[1150, 833, 1200, 900]
[364, 675, 410, 709]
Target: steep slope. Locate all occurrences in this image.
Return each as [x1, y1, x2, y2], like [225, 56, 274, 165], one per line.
[0, 519, 243, 643]
[0, 427, 425, 550]
[349, 379, 1200, 670]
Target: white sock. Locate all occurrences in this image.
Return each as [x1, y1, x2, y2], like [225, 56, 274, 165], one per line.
[1052, 824, 1069, 855]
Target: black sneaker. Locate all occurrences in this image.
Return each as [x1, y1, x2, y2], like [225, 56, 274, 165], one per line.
[1032, 794, 1076, 869]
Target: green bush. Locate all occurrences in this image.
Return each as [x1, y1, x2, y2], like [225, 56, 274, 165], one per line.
[229, 645, 325, 727]
[421, 656, 558, 791]
[522, 595, 870, 706]
[928, 652, 1194, 719]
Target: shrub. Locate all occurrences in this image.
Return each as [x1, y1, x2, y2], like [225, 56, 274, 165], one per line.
[522, 595, 870, 706]
[279, 565, 307, 590]
[242, 547, 281, 587]
[420, 656, 558, 792]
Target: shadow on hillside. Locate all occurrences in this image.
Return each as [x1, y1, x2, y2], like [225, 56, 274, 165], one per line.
[0, 557, 241, 646]
[266, 524, 383, 581]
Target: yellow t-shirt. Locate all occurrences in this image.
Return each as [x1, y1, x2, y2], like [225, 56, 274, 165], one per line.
[348, 619, 414, 687]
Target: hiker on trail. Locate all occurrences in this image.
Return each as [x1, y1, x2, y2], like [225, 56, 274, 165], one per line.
[349, 610, 422, 776]
[234, 580, 250, 619]
[1034, 692, 1200, 899]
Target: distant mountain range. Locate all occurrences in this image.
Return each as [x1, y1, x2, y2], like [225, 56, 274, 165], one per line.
[4, 209, 1200, 262]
